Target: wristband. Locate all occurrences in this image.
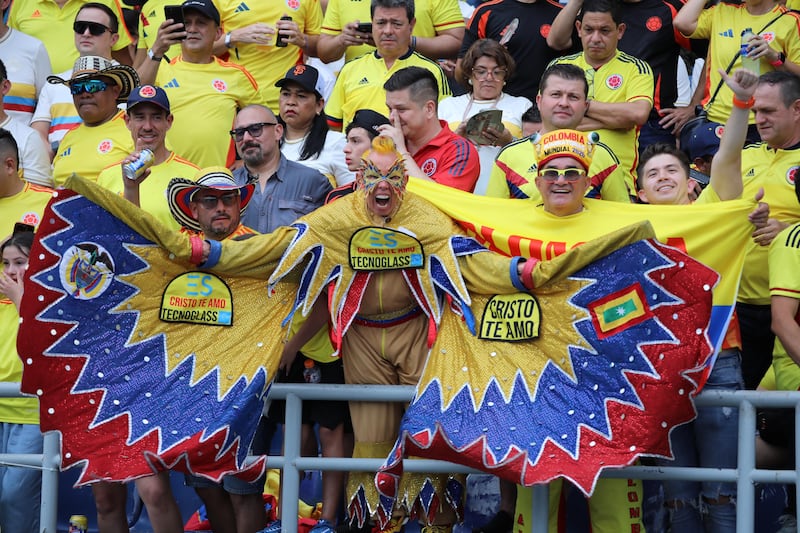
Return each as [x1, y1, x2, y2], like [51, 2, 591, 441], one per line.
[189, 236, 204, 265]
[770, 51, 786, 67]
[200, 239, 222, 268]
[732, 95, 755, 109]
[521, 258, 538, 291]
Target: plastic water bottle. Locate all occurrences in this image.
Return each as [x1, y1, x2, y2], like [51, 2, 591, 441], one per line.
[303, 359, 321, 383]
[741, 28, 760, 75]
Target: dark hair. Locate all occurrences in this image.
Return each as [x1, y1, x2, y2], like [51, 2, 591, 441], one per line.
[758, 70, 800, 108]
[1, 224, 35, 259]
[77, 2, 120, 33]
[384, 66, 438, 107]
[277, 83, 328, 161]
[539, 64, 589, 98]
[522, 104, 541, 124]
[580, 0, 623, 25]
[636, 143, 690, 190]
[0, 59, 5, 82]
[0, 128, 19, 171]
[122, 8, 140, 38]
[370, 0, 414, 22]
[457, 39, 516, 90]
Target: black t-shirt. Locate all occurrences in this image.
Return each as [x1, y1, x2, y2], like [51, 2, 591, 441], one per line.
[460, 0, 569, 101]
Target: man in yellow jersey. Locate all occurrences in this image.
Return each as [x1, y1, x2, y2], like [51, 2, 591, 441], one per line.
[0, 128, 52, 533]
[7, 0, 133, 73]
[325, 0, 451, 131]
[136, 0, 264, 168]
[50, 55, 138, 186]
[134, 0, 184, 70]
[486, 63, 631, 202]
[733, 71, 800, 390]
[547, 0, 653, 190]
[317, 0, 464, 64]
[97, 85, 199, 230]
[211, 0, 323, 113]
[31, 2, 121, 158]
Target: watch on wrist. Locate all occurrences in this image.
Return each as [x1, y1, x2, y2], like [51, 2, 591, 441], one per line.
[771, 51, 786, 67]
[147, 48, 163, 62]
[224, 31, 233, 49]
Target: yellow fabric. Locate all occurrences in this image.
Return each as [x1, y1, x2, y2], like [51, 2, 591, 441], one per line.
[96, 152, 200, 231]
[321, 0, 465, 62]
[53, 111, 134, 187]
[769, 223, 800, 391]
[137, 0, 183, 61]
[486, 136, 630, 202]
[548, 50, 653, 187]
[692, 4, 800, 124]
[0, 183, 52, 424]
[156, 56, 263, 168]
[326, 51, 451, 129]
[8, 0, 133, 73]
[739, 144, 800, 304]
[216, 0, 323, 112]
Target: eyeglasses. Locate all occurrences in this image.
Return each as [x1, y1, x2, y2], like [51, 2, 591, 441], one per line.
[195, 192, 239, 209]
[70, 79, 110, 95]
[538, 168, 587, 182]
[73, 20, 112, 36]
[472, 67, 507, 80]
[229, 122, 277, 141]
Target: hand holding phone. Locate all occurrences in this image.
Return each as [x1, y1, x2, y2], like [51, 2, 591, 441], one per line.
[356, 22, 372, 34]
[275, 15, 292, 47]
[163, 5, 185, 39]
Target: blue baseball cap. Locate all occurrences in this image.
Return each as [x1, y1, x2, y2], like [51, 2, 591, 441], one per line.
[127, 85, 170, 113]
[687, 122, 723, 161]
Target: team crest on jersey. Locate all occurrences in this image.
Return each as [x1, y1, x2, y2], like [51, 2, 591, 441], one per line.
[606, 74, 623, 90]
[59, 242, 115, 300]
[646, 16, 662, 32]
[786, 166, 800, 185]
[97, 139, 114, 154]
[421, 158, 437, 177]
[763, 32, 775, 43]
[19, 212, 41, 227]
[286, 0, 300, 10]
[212, 79, 228, 93]
[540, 24, 551, 38]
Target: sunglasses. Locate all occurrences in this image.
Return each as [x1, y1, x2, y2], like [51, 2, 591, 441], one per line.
[196, 192, 239, 209]
[70, 79, 111, 95]
[229, 122, 277, 142]
[73, 20, 112, 36]
[538, 168, 587, 182]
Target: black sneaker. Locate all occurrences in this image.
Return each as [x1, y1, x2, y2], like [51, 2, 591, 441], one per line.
[472, 510, 513, 533]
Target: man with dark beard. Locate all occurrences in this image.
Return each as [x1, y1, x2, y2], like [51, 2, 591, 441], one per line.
[231, 104, 331, 234]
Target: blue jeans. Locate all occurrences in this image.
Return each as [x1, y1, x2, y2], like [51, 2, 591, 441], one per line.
[655, 349, 743, 533]
[0, 422, 44, 532]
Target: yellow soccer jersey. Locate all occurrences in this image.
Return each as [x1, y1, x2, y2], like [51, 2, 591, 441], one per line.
[52, 111, 134, 187]
[156, 56, 263, 168]
[97, 152, 200, 230]
[485, 136, 632, 203]
[321, 0, 465, 62]
[137, 0, 183, 62]
[325, 50, 450, 130]
[738, 143, 800, 304]
[769, 223, 800, 391]
[217, 0, 323, 112]
[549, 50, 654, 188]
[691, 4, 800, 124]
[8, 0, 133, 74]
[0, 183, 52, 424]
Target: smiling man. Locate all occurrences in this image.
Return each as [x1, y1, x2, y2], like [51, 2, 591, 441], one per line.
[96, 85, 199, 230]
[50, 56, 138, 186]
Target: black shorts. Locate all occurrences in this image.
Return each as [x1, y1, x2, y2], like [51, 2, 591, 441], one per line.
[267, 355, 352, 432]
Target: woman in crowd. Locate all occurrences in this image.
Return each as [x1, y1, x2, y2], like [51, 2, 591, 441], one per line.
[439, 39, 532, 194]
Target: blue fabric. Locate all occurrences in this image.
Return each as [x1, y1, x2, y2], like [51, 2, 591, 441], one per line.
[0, 422, 43, 532]
[655, 349, 743, 532]
[201, 239, 222, 268]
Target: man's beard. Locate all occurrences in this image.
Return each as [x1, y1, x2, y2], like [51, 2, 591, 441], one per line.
[242, 143, 265, 167]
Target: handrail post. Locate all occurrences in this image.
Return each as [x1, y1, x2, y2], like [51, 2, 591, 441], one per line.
[531, 483, 549, 533]
[280, 392, 302, 533]
[40, 432, 60, 533]
[736, 399, 756, 533]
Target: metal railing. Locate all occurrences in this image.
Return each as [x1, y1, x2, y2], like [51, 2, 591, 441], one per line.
[0, 381, 799, 533]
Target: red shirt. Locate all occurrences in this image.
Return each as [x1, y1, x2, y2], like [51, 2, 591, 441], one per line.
[412, 121, 480, 192]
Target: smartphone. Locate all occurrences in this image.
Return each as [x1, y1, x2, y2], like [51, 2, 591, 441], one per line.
[356, 22, 373, 34]
[163, 5, 185, 38]
[275, 15, 292, 47]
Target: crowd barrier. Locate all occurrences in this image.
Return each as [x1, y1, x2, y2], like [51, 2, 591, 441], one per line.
[1, 382, 799, 533]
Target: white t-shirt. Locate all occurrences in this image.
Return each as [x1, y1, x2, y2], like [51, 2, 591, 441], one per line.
[281, 129, 354, 186]
[0, 28, 51, 125]
[0, 114, 52, 187]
